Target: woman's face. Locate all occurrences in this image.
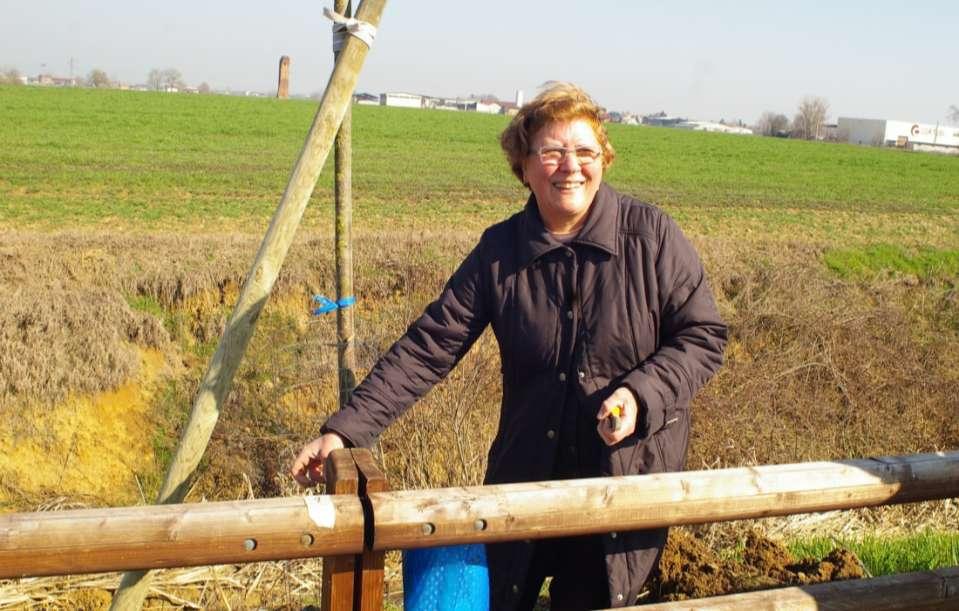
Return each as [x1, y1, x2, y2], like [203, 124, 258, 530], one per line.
[522, 119, 604, 234]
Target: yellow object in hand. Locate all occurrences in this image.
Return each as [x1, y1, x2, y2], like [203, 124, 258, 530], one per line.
[609, 405, 622, 432]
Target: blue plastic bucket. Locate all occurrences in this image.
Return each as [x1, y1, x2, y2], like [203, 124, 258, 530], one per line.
[402, 544, 489, 611]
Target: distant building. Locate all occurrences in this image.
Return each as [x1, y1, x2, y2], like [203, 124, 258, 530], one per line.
[498, 101, 520, 116]
[425, 96, 462, 111]
[822, 122, 839, 141]
[475, 98, 501, 114]
[425, 97, 479, 112]
[35, 74, 78, 87]
[277, 55, 291, 100]
[607, 111, 639, 125]
[380, 92, 424, 108]
[369, 89, 530, 116]
[642, 112, 686, 127]
[676, 120, 753, 135]
[838, 117, 959, 153]
[354, 92, 379, 105]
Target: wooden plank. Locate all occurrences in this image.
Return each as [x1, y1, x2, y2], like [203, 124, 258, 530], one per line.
[626, 566, 959, 610]
[352, 449, 389, 611]
[369, 452, 959, 550]
[322, 449, 360, 611]
[111, 1, 388, 608]
[0, 496, 364, 578]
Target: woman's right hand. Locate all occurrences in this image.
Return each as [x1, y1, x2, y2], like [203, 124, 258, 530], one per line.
[290, 432, 346, 487]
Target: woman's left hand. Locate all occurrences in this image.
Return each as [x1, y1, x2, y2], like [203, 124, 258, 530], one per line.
[596, 386, 639, 446]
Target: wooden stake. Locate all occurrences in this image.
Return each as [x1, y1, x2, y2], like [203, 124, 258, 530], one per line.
[334, 0, 358, 408]
[628, 567, 959, 610]
[110, 2, 387, 608]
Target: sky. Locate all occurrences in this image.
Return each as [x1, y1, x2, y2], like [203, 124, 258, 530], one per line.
[2, 0, 957, 125]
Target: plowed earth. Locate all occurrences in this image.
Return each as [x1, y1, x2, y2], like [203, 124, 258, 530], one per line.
[647, 529, 865, 603]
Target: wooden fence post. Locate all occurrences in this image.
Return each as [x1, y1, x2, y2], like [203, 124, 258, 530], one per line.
[320, 448, 387, 611]
[109, 1, 387, 608]
[352, 449, 388, 611]
[322, 449, 361, 611]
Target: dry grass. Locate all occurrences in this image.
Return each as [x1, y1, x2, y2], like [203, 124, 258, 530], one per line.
[0, 562, 327, 610]
[0, 285, 166, 405]
[693, 236, 959, 468]
[2, 229, 956, 496]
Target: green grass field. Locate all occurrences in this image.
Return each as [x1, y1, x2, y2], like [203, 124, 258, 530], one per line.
[789, 530, 959, 577]
[2, 85, 957, 251]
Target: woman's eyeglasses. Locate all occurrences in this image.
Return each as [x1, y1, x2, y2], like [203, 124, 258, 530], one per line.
[534, 146, 603, 167]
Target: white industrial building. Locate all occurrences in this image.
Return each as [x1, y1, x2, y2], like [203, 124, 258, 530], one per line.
[475, 100, 502, 114]
[676, 121, 753, 135]
[379, 92, 424, 108]
[376, 89, 524, 116]
[838, 117, 959, 154]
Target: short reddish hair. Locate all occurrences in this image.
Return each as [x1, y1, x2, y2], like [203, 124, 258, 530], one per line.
[500, 82, 615, 185]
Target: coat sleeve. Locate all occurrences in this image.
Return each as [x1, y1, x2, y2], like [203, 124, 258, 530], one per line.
[321, 241, 491, 448]
[622, 216, 727, 437]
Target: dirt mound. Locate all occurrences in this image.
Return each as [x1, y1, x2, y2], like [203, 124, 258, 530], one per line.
[0, 349, 169, 508]
[649, 529, 866, 602]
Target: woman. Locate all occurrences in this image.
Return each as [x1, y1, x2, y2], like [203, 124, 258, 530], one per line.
[292, 82, 727, 609]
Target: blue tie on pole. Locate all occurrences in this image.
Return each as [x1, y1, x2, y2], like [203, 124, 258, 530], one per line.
[312, 294, 356, 316]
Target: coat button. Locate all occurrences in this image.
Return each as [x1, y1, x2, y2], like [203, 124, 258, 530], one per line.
[616, 593, 624, 602]
[512, 584, 520, 594]
[558, 372, 566, 382]
[577, 370, 586, 379]
[566, 309, 573, 319]
[565, 250, 573, 258]
[546, 429, 556, 440]
[610, 532, 618, 539]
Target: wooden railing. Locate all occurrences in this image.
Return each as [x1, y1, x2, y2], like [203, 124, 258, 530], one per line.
[1, 450, 957, 609]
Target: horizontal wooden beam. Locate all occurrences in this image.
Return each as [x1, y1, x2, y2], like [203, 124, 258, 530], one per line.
[627, 566, 959, 610]
[0, 496, 364, 578]
[369, 452, 959, 550]
[2, 452, 956, 579]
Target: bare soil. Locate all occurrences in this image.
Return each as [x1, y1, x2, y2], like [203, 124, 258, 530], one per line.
[648, 529, 866, 602]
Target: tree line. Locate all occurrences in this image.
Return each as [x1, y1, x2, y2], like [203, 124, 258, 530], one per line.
[0, 66, 210, 93]
[756, 96, 831, 140]
[2, 67, 958, 129]
[758, 98, 959, 140]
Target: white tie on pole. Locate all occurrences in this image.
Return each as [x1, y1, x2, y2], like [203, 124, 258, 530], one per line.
[325, 7, 377, 52]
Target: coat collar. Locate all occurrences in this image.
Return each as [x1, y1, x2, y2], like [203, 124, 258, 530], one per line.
[517, 182, 621, 268]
